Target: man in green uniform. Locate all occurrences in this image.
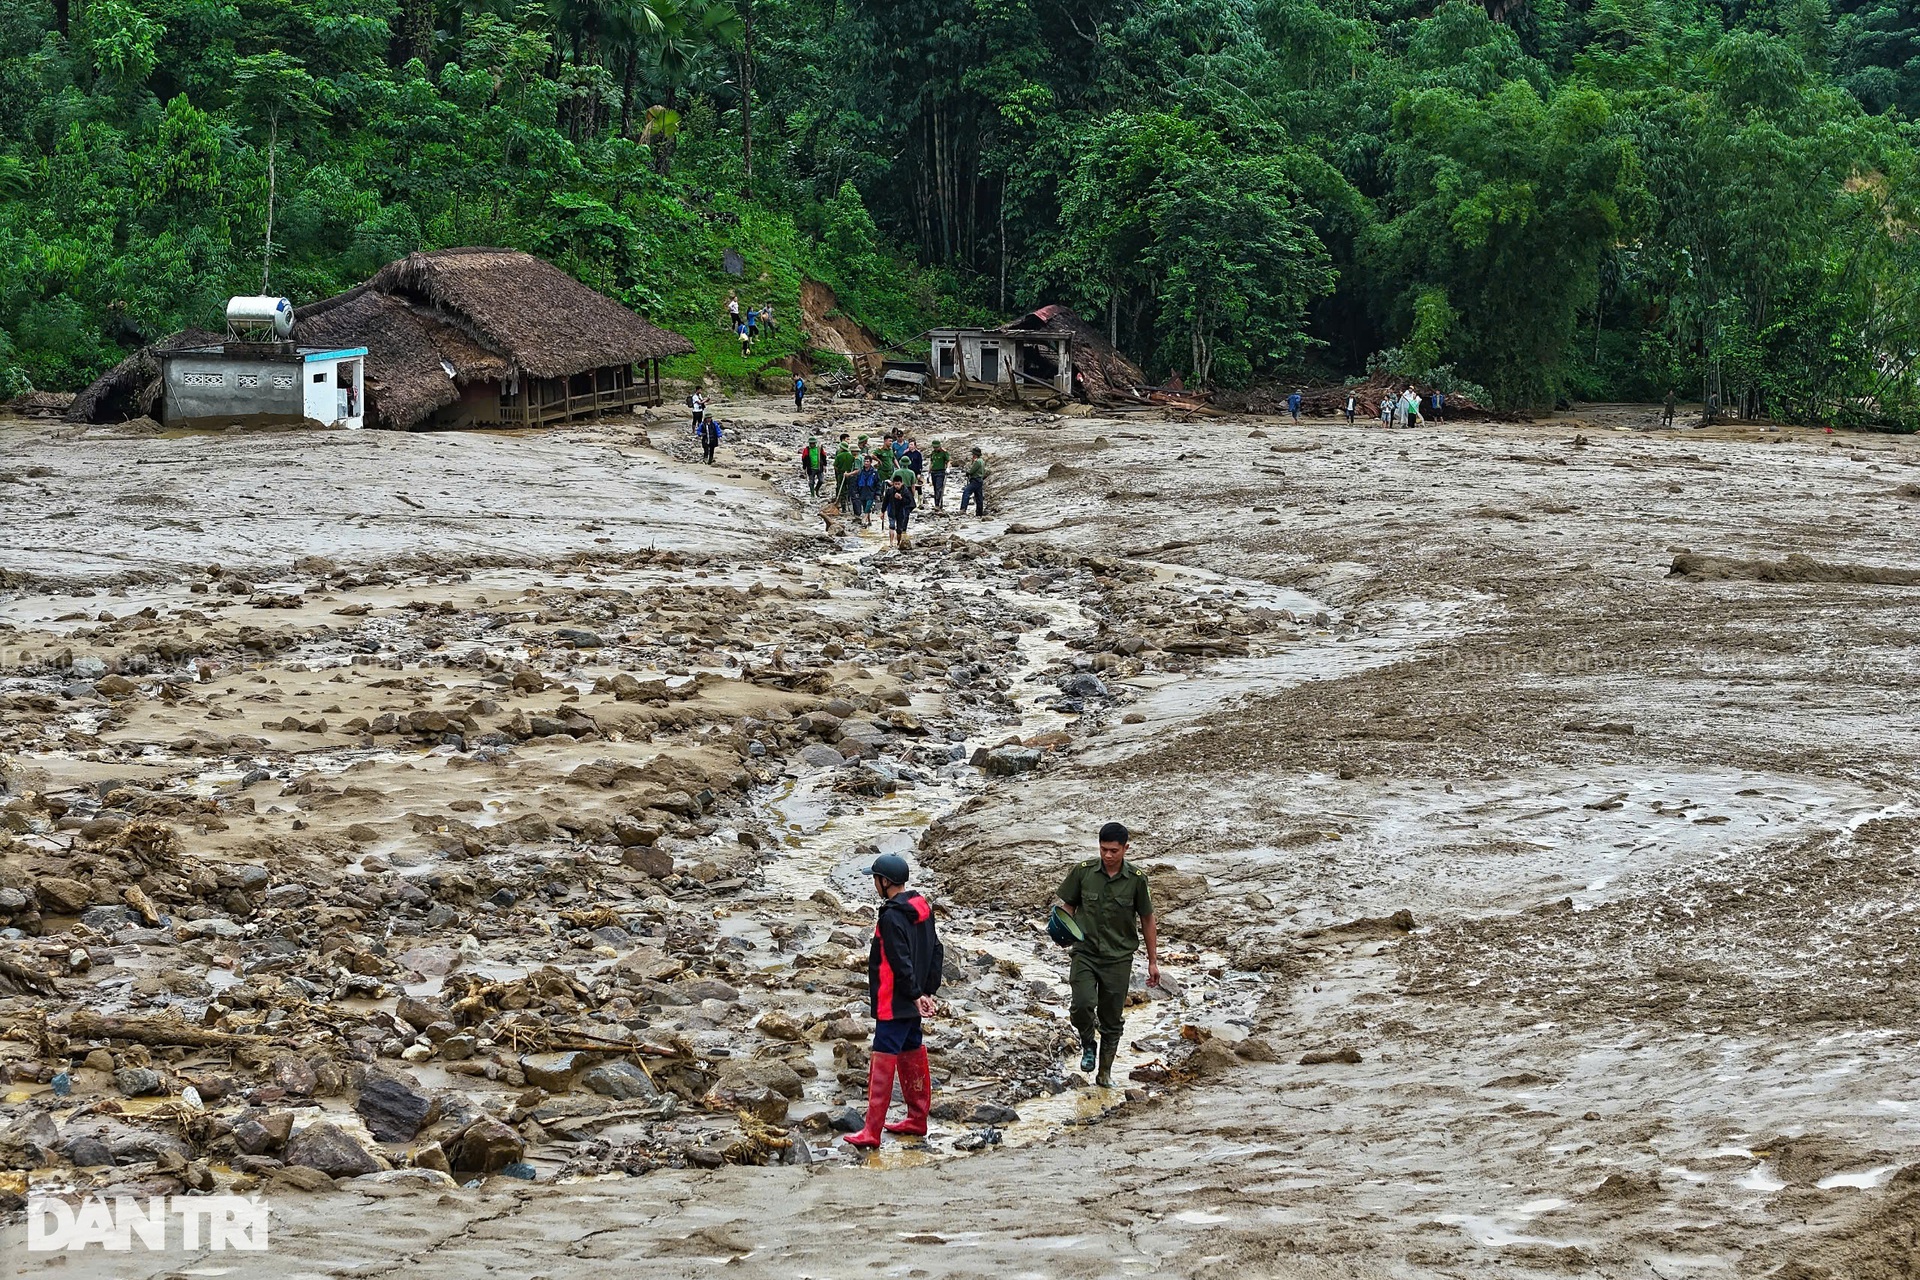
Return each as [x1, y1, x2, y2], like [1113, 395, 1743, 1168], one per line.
[1056, 821, 1160, 1088]
[833, 433, 856, 512]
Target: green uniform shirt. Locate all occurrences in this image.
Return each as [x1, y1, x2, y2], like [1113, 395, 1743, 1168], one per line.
[834, 446, 855, 479]
[1056, 860, 1152, 962]
[966, 457, 987, 481]
[930, 448, 950, 472]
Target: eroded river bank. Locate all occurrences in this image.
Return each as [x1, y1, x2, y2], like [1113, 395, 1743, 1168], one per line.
[2, 401, 1919, 1278]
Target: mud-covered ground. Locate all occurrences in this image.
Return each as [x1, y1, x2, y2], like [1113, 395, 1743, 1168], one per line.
[2, 400, 1919, 1279]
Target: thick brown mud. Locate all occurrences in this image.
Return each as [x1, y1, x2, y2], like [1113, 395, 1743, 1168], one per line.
[2, 402, 1918, 1278]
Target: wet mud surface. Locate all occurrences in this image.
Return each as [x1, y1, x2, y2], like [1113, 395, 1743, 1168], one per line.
[1, 404, 1918, 1277]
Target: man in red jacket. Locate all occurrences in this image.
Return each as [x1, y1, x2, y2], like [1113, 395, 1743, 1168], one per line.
[844, 853, 943, 1148]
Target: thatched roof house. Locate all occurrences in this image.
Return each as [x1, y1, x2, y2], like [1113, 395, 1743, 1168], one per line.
[69, 248, 693, 431]
[67, 328, 222, 424]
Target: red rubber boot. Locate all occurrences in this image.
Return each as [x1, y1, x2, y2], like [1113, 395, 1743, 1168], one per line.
[841, 1052, 899, 1148]
[885, 1046, 930, 1135]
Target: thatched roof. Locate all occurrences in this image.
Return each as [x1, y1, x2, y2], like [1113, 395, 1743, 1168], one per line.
[66, 329, 221, 423]
[295, 286, 509, 432]
[1002, 304, 1148, 403]
[69, 248, 692, 429]
[373, 248, 693, 377]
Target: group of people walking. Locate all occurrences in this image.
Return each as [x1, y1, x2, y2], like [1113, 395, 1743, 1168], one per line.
[843, 822, 1162, 1149]
[726, 292, 776, 358]
[1282, 386, 1449, 426]
[804, 429, 989, 546]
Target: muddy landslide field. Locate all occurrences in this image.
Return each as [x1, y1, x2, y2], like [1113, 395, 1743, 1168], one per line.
[1, 401, 1918, 1279]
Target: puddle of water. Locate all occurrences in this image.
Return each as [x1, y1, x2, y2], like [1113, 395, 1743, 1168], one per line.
[1816, 1165, 1899, 1190]
[1736, 1163, 1786, 1192]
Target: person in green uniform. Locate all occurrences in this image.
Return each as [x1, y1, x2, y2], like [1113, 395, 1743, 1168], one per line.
[928, 440, 951, 511]
[833, 433, 856, 512]
[1056, 821, 1160, 1088]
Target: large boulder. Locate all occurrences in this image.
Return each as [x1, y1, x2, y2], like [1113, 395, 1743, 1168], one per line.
[354, 1070, 438, 1142]
[284, 1122, 381, 1178]
[448, 1117, 524, 1174]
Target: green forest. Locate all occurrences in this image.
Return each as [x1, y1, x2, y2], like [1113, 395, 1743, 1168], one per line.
[4, 0, 1920, 422]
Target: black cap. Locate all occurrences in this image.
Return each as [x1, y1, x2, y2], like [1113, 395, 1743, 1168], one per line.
[862, 853, 910, 884]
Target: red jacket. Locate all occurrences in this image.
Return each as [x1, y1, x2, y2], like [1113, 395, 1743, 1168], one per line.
[868, 890, 943, 1021]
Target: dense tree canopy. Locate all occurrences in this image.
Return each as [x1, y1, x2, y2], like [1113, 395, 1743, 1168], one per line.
[4, 0, 1920, 422]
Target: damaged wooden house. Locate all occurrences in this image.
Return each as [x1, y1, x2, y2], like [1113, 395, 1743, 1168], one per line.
[69, 248, 693, 431]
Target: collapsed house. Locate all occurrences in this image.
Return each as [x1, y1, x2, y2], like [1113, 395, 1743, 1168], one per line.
[69, 248, 694, 431]
[1001, 305, 1148, 404]
[895, 304, 1148, 407]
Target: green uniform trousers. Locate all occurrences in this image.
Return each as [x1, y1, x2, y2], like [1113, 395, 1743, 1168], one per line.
[1069, 951, 1132, 1044]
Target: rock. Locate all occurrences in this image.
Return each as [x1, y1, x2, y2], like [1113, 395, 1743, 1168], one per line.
[620, 845, 675, 879]
[355, 1070, 438, 1142]
[448, 1117, 524, 1174]
[983, 746, 1043, 776]
[1060, 673, 1107, 699]
[952, 1128, 1002, 1151]
[95, 674, 137, 697]
[580, 1061, 657, 1101]
[675, 977, 739, 1003]
[258, 1112, 295, 1146]
[410, 1141, 452, 1175]
[395, 996, 452, 1033]
[827, 1108, 864, 1132]
[231, 1120, 277, 1155]
[5, 1112, 60, 1163]
[1299, 1047, 1363, 1066]
[70, 656, 108, 680]
[498, 1161, 538, 1180]
[271, 1165, 339, 1193]
[1234, 1037, 1280, 1062]
[553, 628, 603, 648]
[79, 905, 138, 932]
[113, 1067, 165, 1097]
[34, 877, 93, 914]
[439, 1034, 477, 1061]
[271, 1055, 320, 1096]
[613, 818, 662, 847]
[220, 864, 270, 891]
[64, 1136, 113, 1167]
[395, 945, 458, 977]
[518, 1051, 592, 1091]
[704, 1080, 789, 1125]
[284, 1121, 382, 1178]
[1189, 1038, 1241, 1075]
[179, 916, 244, 940]
[799, 744, 845, 768]
[183, 1160, 216, 1192]
[719, 1060, 804, 1100]
[969, 1103, 1020, 1124]
[755, 1010, 805, 1041]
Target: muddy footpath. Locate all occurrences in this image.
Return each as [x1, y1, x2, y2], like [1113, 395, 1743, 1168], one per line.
[1, 400, 1919, 1278]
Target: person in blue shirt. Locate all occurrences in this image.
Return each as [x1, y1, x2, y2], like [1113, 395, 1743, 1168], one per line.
[852, 457, 881, 528]
[904, 439, 925, 499]
[1431, 390, 1445, 421]
[794, 375, 806, 411]
[1287, 390, 1302, 423]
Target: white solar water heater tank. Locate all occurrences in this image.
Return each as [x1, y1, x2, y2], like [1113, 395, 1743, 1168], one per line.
[226, 295, 294, 338]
